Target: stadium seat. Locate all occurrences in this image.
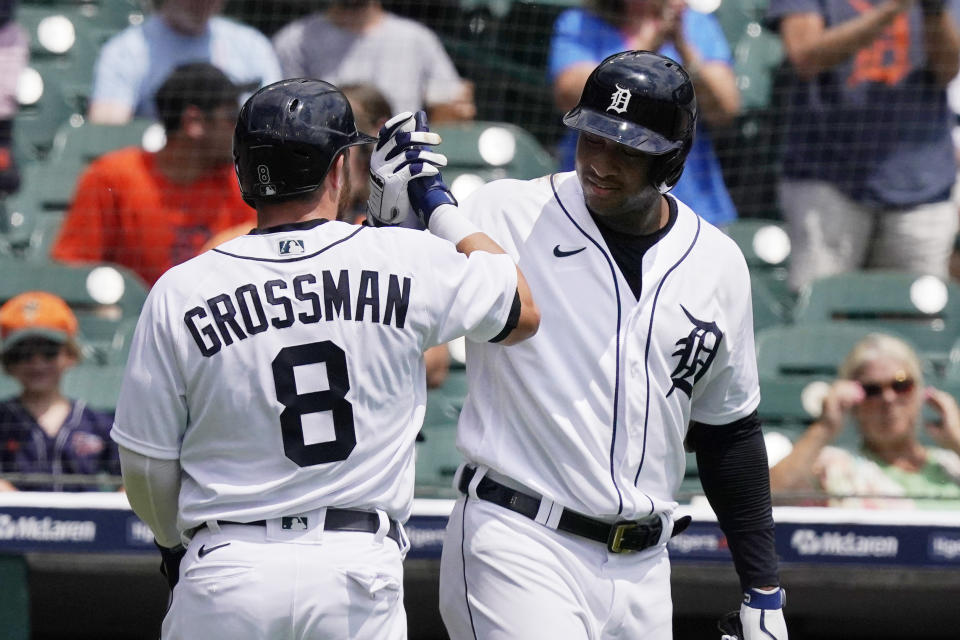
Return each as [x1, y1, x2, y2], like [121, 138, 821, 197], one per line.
[755, 323, 891, 380]
[793, 271, 960, 374]
[14, 64, 80, 161]
[48, 118, 165, 165]
[433, 120, 557, 200]
[0, 257, 148, 319]
[62, 363, 126, 411]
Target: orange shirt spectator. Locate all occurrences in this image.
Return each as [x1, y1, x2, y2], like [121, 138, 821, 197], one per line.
[51, 62, 255, 286]
[52, 148, 252, 286]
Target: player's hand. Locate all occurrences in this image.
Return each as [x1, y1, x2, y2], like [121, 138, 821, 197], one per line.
[718, 587, 787, 639]
[156, 540, 186, 591]
[366, 111, 447, 225]
[405, 112, 458, 227]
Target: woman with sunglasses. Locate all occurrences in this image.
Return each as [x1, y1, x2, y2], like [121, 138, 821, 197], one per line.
[0, 291, 119, 491]
[770, 332, 960, 508]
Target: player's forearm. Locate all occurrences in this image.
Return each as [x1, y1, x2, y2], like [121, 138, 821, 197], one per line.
[782, 5, 905, 79]
[119, 446, 182, 548]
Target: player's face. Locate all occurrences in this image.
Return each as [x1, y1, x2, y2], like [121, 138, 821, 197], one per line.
[575, 132, 660, 226]
[853, 357, 922, 449]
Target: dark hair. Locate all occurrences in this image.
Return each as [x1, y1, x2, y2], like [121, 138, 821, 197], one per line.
[154, 62, 244, 133]
[340, 83, 392, 136]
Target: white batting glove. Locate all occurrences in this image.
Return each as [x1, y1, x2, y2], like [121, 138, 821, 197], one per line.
[366, 111, 446, 225]
[718, 588, 787, 640]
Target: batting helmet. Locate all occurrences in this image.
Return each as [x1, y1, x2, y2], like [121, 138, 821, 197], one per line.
[563, 50, 697, 193]
[233, 78, 376, 204]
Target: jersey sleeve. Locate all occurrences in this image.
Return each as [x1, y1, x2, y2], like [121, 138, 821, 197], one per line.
[415, 233, 519, 348]
[689, 246, 761, 425]
[111, 282, 188, 460]
[686, 12, 732, 64]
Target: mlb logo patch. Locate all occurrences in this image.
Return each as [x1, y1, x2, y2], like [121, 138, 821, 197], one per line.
[278, 239, 305, 255]
[282, 516, 309, 530]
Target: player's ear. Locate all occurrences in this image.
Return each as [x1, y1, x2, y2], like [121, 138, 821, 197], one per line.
[327, 152, 348, 192]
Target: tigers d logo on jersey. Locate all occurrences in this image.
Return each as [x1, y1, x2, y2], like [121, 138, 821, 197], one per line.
[667, 305, 723, 398]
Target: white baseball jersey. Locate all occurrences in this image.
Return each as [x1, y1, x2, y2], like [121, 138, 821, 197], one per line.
[457, 172, 760, 521]
[111, 219, 518, 533]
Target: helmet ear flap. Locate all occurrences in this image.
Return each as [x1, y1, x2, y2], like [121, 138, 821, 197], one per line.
[652, 137, 692, 194]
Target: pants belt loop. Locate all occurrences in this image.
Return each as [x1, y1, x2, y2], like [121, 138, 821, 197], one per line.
[534, 496, 562, 529]
[655, 512, 673, 546]
[373, 509, 390, 544]
[466, 465, 488, 500]
[205, 520, 222, 534]
[452, 463, 468, 494]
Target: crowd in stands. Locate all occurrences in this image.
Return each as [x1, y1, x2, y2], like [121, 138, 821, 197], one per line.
[2, 0, 960, 507]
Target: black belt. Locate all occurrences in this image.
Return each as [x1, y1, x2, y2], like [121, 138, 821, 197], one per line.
[198, 508, 402, 545]
[459, 466, 691, 553]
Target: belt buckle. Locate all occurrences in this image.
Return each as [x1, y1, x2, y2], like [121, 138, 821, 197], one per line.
[607, 520, 639, 554]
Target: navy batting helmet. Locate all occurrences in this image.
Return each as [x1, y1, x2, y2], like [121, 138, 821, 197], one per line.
[563, 50, 697, 193]
[233, 78, 376, 204]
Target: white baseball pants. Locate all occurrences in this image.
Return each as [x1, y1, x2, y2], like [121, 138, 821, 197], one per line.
[162, 515, 407, 640]
[439, 496, 674, 640]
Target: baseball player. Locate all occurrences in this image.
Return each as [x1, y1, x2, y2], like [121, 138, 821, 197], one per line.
[110, 79, 538, 640]
[436, 51, 785, 639]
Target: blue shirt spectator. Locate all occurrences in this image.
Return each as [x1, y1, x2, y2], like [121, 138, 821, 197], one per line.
[88, 0, 281, 125]
[549, 6, 740, 227]
[767, 0, 959, 206]
[766, 0, 960, 291]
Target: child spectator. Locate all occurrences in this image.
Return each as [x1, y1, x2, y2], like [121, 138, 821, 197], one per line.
[0, 292, 119, 492]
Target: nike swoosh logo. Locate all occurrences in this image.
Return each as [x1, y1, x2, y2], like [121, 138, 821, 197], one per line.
[198, 542, 231, 558]
[553, 245, 586, 258]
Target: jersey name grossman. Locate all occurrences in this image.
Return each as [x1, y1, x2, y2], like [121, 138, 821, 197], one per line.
[184, 268, 412, 357]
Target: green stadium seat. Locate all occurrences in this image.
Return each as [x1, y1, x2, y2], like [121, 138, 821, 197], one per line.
[0, 256, 148, 319]
[433, 120, 557, 201]
[48, 118, 165, 165]
[61, 363, 125, 411]
[793, 271, 960, 374]
[755, 323, 892, 380]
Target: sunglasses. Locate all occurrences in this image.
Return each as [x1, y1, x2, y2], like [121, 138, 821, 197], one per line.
[3, 341, 63, 365]
[859, 376, 915, 398]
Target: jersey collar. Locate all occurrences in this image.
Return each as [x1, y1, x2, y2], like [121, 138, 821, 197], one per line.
[248, 218, 329, 235]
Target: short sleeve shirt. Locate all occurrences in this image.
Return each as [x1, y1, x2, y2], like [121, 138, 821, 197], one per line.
[766, 0, 959, 206]
[91, 15, 282, 120]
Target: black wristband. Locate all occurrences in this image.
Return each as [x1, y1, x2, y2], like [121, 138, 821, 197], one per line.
[155, 540, 186, 591]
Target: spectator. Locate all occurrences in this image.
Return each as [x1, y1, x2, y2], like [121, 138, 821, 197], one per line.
[272, 0, 475, 123]
[340, 83, 393, 224]
[87, 0, 281, 125]
[0, 0, 26, 194]
[767, 0, 960, 292]
[0, 292, 119, 492]
[548, 0, 741, 227]
[769, 333, 960, 508]
[52, 63, 256, 287]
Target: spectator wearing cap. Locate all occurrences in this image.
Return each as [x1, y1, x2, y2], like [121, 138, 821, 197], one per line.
[0, 292, 119, 492]
[87, 0, 281, 125]
[52, 63, 256, 286]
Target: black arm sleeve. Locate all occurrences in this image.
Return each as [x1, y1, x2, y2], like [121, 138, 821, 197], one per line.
[488, 289, 521, 343]
[687, 410, 780, 591]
